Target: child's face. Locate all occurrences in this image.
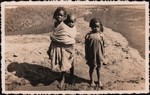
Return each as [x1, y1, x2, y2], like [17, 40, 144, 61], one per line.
[55, 10, 65, 22]
[67, 15, 76, 28]
[91, 22, 100, 33]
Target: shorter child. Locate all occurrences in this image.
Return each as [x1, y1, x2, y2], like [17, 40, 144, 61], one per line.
[64, 13, 77, 84]
[85, 18, 106, 89]
[64, 14, 76, 28]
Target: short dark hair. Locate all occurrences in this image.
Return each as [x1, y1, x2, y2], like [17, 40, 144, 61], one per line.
[89, 18, 104, 32]
[65, 14, 76, 22]
[53, 7, 67, 19]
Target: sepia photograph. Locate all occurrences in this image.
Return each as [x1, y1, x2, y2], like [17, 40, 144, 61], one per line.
[1, 1, 149, 94]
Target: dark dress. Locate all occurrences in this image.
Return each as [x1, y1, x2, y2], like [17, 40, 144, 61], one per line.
[85, 32, 105, 68]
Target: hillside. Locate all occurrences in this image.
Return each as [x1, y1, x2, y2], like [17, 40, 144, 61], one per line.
[4, 18, 145, 91]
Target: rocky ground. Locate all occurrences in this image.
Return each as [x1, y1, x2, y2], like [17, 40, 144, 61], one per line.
[4, 18, 146, 92]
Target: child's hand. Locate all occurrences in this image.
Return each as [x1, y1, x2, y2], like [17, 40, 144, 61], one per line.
[47, 49, 51, 59]
[103, 54, 106, 58]
[102, 58, 108, 65]
[47, 49, 49, 55]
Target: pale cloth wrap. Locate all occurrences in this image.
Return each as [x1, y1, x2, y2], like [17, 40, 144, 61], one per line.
[50, 22, 77, 45]
[48, 22, 77, 72]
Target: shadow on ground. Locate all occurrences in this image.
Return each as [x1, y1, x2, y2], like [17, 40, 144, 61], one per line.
[7, 62, 89, 87]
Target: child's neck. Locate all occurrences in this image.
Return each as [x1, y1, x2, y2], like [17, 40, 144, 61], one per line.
[92, 31, 101, 33]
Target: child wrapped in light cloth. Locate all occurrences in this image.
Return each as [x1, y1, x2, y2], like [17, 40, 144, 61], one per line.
[50, 21, 77, 45]
[49, 14, 77, 72]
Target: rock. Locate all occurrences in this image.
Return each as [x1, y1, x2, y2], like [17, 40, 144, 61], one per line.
[13, 54, 18, 57]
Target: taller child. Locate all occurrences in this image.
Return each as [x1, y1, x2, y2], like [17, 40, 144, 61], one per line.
[47, 7, 77, 89]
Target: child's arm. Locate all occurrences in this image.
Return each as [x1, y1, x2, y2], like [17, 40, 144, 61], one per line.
[102, 35, 106, 57]
[47, 41, 52, 59]
[85, 34, 89, 60]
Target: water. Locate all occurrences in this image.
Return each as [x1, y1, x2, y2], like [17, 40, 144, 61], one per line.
[84, 5, 145, 58]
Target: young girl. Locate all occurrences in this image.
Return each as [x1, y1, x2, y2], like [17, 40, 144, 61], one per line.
[47, 7, 77, 89]
[85, 18, 105, 89]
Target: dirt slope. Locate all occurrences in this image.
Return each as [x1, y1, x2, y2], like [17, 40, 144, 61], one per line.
[4, 18, 145, 91]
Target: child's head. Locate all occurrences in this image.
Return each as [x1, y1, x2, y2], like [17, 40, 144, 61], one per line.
[53, 7, 67, 23]
[64, 14, 76, 28]
[89, 18, 103, 33]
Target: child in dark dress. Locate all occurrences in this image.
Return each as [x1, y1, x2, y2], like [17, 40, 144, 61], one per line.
[85, 18, 106, 89]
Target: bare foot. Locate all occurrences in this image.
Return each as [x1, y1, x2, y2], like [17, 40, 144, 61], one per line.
[100, 86, 104, 90]
[90, 81, 96, 87]
[97, 81, 104, 89]
[57, 84, 63, 90]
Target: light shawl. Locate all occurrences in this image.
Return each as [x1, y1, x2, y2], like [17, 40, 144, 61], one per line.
[48, 22, 77, 72]
[50, 22, 77, 44]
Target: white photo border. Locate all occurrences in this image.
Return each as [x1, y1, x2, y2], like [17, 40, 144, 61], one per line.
[1, 1, 149, 94]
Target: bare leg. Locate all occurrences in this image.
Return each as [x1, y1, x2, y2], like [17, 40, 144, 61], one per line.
[89, 66, 95, 86]
[96, 67, 103, 88]
[70, 66, 74, 78]
[70, 61, 75, 84]
[59, 71, 66, 89]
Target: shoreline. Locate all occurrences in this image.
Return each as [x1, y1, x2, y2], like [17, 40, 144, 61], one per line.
[4, 26, 145, 59]
[105, 27, 145, 59]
